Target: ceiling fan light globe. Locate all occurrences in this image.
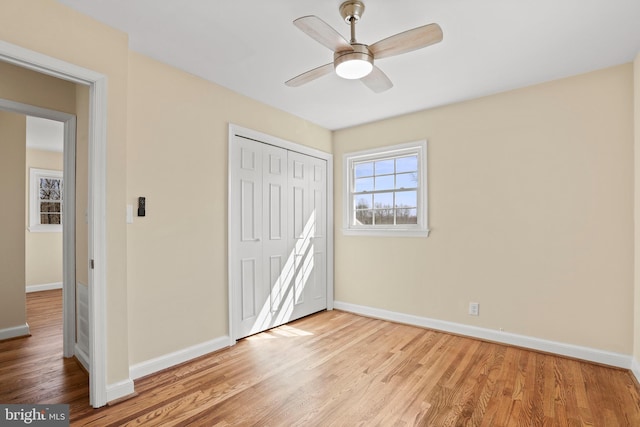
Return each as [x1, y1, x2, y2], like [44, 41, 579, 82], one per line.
[334, 45, 374, 79]
[336, 59, 373, 79]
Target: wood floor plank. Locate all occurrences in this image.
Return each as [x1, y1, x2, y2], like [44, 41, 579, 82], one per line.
[2, 291, 640, 425]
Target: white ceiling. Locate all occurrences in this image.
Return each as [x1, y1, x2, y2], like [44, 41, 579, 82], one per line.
[55, 0, 640, 130]
[26, 116, 64, 152]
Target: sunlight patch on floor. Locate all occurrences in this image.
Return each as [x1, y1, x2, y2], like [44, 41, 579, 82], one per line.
[245, 324, 315, 341]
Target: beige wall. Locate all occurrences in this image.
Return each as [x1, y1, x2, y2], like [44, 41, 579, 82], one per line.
[634, 53, 640, 363]
[25, 148, 63, 287]
[126, 52, 331, 365]
[0, 0, 130, 383]
[334, 64, 634, 354]
[0, 111, 27, 332]
[0, 62, 76, 116]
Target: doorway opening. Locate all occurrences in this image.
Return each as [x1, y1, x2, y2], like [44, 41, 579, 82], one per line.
[0, 39, 109, 407]
[0, 98, 77, 355]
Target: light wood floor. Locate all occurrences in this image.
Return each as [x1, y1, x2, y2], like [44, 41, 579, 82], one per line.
[0, 290, 89, 409]
[2, 290, 640, 426]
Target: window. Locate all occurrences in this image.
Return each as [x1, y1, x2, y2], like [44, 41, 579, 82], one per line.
[343, 140, 429, 237]
[29, 168, 63, 232]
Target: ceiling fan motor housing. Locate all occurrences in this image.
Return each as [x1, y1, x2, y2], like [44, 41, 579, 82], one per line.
[334, 44, 373, 79]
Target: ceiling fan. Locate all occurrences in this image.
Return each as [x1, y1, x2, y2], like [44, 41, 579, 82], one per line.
[285, 0, 443, 93]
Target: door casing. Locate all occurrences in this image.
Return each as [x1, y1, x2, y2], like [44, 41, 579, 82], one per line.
[0, 40, 110, 408]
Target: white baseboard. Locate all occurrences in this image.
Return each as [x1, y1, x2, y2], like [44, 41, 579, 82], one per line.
[334, 301, 632, 369]
[632, 358, 640, 384]
[26, 282, 63, 293]
[129, 336, 230, 380]
[0, 323, 30, 341]
[106, 378, 135, 403]
[74, 343, 90, 372]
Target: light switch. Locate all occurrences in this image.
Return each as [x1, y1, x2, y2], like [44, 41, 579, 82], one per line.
[126, 205, 134, 224]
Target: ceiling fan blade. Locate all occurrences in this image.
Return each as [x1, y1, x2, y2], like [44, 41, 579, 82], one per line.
[294, 16, 354, 52]
[285, 63, 335, 87]
[369, 23, 443, 60]
[360, 65, 393, 93]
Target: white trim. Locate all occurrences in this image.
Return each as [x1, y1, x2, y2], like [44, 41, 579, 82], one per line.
[229, 124, 331, 160]
[0, 323, 30, 341]
[62, 114, 77, 360]
[26, 282, 63, 293]
[87, 64, 109, 409]
[0, 40, 110, 408]
[334, 301, 633, 369]
[75, 343, 90, 372]
[129, 336, 230, 380]
[341, 228, 430, 237]
[342, 140, 429, 237]
[632, 358, 640, 385]
[28, 167, 63, 233]
[106, 379, 135, 403]
[227, 124, 335, 344]
[0, 40, 104, 84]
[327, 144, 335, 311]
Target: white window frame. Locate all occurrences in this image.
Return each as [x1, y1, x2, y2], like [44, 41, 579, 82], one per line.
[343, 140, 429, 237]
[29, 167, 63, 232]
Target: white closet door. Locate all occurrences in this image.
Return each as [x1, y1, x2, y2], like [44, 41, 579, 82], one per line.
[231, 136, 265, 339]
[231, 135, 326, 339]
[288, 151, 327, 320]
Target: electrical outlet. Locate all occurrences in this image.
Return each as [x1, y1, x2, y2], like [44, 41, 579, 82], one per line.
[469, 302, 479, 316]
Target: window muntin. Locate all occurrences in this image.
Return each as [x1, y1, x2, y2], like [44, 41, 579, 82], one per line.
[343, 141, 429, 237]
[29, 168, 63, 232]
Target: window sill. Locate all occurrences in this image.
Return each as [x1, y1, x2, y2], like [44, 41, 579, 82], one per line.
[28, 225, 62, 233]
[342, 228, 430, 238]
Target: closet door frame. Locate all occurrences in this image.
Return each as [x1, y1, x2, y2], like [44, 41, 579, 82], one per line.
[227, 124, 334, 345]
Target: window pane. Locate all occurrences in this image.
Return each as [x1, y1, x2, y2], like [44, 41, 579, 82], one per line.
[355, 162, 373, 178]
[396, 172, 418, 189]
[41, 201, 61, 213]
[40, 178, 62, 200]
[355, 177, 373, 192]
[355, 194, 372, 209]
[374, 209, 394, 224]
[374, 174, 394, 191]
[41, 213, 61, 224]
[375, 159, 394, 175]
[355, 209, 373, 225]
[395, 208, 417, 224]
[395, 191, 417, 208]
[373, 192, 393, 208]
[396, 155, 418, 173]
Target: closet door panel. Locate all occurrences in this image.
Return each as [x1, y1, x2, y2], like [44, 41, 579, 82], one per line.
[288, 152, 327, 319]
[261, 144, 289, 326]
[232, 137, 263, 338]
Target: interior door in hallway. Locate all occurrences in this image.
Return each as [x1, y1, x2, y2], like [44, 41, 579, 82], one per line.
[231, 136, 327, 339]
